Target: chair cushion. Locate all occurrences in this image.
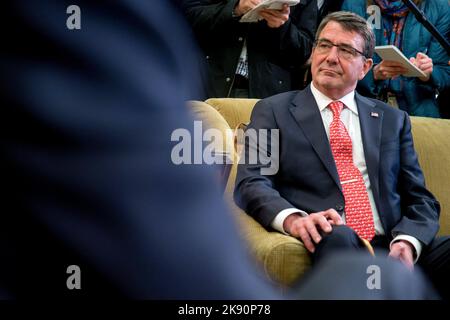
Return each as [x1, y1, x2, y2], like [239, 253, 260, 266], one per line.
[188, 100, 235, 192]
[410, 117, 450, 235]
[206, 98, 258, 130]
[187, 100, 235, 160]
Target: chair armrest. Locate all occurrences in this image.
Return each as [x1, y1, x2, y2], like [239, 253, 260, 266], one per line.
[224, 191, 311, 286]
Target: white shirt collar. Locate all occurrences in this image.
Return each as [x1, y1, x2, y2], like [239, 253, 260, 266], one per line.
[310, 82, 358, 115]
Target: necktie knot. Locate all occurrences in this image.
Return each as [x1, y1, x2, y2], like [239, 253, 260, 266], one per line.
[328, 101, 344, 119]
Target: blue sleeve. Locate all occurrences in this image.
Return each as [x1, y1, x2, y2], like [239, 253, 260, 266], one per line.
[427, 0, 450, 91]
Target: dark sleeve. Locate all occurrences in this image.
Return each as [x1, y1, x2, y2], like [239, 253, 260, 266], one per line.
[182, 0, 241, 35]
[276, 0, 318, 68]
[234, 99, 296, 227]
[327, 0, 345, 13]
[1, 0, 278, 299]
[392, 113, 440, 245]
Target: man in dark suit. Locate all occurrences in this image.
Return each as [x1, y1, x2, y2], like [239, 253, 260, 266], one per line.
[1, 0, 282, 299]
[0, 1, 440, 300]
[235, 11, 449, 299]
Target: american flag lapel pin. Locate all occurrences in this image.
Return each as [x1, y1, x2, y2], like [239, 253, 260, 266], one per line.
[371, 112, 379, 118]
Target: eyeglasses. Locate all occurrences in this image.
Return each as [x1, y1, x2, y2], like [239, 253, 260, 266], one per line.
[314, 39, 367, 60]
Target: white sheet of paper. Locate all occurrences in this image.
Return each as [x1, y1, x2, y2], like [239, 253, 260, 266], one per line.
[374, 45, 427, 78]
[239, 0, 300, 23]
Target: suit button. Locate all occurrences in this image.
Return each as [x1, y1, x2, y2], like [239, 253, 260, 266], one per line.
[226, 77, 231, 82]
[238, 37, 243, 42]
[335, 204, 344, 211]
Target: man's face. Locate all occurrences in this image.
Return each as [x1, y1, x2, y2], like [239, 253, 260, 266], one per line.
[311, 21, 373, 100]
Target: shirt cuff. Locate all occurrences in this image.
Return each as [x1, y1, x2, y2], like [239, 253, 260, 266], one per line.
[390, 235, 423, 264]
[271, 208, 308, 235]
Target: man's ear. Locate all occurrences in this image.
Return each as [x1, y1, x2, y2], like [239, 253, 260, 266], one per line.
[359, 58, 373, 80]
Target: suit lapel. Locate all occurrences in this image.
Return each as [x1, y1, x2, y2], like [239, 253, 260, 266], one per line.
[356, 93, 383, 212]
[289, 87, 342, 191]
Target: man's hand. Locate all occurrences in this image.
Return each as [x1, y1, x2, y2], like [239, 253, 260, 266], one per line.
[373, 60, 409, 80]
[389, 240, 415, 271]
[234, 0, 261, 16]
[410, 52, 433, 82]
[259, 4, 290, 28]
[283, 209, 343, 253]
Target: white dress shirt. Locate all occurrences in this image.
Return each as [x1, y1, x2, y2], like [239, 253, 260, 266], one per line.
[270, 82, 422, 262]
[317, 0, 325, 9]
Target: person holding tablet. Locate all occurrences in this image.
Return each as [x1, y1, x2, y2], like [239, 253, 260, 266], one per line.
[342, 0, 450, 117]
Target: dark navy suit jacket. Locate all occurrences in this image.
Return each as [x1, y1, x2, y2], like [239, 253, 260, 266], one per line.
[0, 0, 278, 299]
[235, 86, 440, 245]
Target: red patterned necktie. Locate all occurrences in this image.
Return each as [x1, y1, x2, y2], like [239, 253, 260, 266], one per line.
[328, 101, 375, 241]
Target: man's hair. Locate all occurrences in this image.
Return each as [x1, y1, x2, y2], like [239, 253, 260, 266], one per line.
[316, 11, 375, 58]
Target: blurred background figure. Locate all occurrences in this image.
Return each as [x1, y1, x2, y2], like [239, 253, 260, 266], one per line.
[342, 0, 450, 117]
[0, 0, 280, 299]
